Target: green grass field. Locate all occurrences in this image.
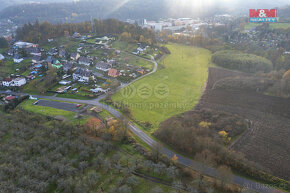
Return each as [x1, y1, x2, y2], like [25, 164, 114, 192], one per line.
[19, 100, 89, 124]
[0, 59, 31, 77]
[245, 22, 290, 30]
[112, 44, 212, 131]
[112, 40, 138, 52]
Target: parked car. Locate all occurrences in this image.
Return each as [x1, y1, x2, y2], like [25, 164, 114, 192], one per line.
[76, 104, 82, 108]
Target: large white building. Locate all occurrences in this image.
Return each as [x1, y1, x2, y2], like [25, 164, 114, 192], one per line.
[2, 77, 26, 87]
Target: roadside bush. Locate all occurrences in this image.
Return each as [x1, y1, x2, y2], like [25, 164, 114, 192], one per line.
[212, 50, 273, 73]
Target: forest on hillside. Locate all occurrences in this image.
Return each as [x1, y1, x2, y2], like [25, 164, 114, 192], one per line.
[16, 19, 156, 44]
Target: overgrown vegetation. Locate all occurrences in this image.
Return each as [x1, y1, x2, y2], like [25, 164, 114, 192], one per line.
[155, 108, 290, 191]
[212, 50, 273, 73]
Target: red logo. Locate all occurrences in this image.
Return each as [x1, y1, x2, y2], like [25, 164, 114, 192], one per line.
[249, 9, 277, 18]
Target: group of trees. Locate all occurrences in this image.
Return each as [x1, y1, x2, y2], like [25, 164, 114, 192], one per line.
[0, 111, 178, 193]
[212, 50, 273, 73]
[16, 19, 156, 44]
[155, 108, 290, 191]
[0, 105, 248, 192]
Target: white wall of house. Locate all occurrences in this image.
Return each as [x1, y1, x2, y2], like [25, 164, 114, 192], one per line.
[2, 81, 12, 87]
[11, 78, 26, 87]
[2, 78, 26, 87]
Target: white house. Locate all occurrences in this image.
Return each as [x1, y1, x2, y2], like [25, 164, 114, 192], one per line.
[2, 77, 26, 87]
[13, 54, 24, 63]
[2, 78, 12, 87]
[10, 77, 26, 87]
[73, 68, 92, 83]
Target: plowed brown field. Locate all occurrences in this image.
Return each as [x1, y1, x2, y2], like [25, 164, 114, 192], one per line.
[196, 67, 290, 180]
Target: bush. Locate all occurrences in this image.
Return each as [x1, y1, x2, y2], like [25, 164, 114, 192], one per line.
[212, 50, 273, 73]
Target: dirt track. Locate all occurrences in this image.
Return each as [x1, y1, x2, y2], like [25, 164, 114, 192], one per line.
[197, 68, 290, 180]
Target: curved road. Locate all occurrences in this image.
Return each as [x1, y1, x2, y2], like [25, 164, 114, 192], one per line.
[0, 56, 283, 193]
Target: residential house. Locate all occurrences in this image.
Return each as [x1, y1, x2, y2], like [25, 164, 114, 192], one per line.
[59, 49, 67, 58]
[46, 56, 53, 65]
[2, 77, 26, 87]
[132, 49, 139, 55]
[26, 47, 41, 56]
[137, 47, 144, 53]
[73, 68, 93, 83]
[5, 96, 16, 101]
[62, 61, 74, 72]
[70, 53, 80, 61]
[137, 68, 145, 74]
[13, 54, 24, 63]
[8, 49, 14, 56]
[51, 60, 63, 69]
[48, 47, 58, 55]
[46, 56, 61, 69]
[10, 77, 26, 87]
[73, 32, 81, 38]
[96, 61, 111, 72]
[32, 55, 42, 63]
[108, 68, 120, 78]
[2, 78, 12, 87]
[0, 54, 4, 60]
[78, 56, 91, 66]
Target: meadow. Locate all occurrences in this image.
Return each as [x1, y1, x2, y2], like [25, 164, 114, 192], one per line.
[112, 44, 212, 131]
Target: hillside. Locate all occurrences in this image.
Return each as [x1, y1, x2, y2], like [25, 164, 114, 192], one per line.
[111, 44, 212, 131]
[0, 0, 224, 24]
[0, 0, 72, 11]
[0, 111, 182, 193]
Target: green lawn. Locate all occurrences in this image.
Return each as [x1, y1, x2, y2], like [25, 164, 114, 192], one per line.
[245, 22, 290, 30]
[112, 44, 212, 131]
[40, 37, 81, 52]
[0, 59, 31, 77]
[112, 40, 138, 52]
[117, 52, 153, 70]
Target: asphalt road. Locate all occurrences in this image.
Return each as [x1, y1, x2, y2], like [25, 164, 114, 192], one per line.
[0, 56, 284, 193]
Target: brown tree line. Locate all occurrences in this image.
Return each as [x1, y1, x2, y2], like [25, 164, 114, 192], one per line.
[16, 19, 156, 44]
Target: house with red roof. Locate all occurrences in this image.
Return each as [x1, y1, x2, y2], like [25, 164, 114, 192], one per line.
[108, 68, 120, 78]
